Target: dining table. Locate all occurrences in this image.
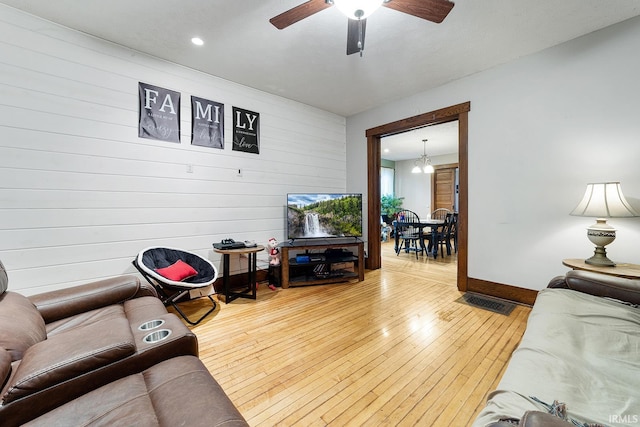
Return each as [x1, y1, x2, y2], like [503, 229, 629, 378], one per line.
[393, 219, 445, 258]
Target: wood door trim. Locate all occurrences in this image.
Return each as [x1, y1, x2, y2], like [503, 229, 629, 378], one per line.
[434, 162, 459, 170]
[366, 102, 470, 292]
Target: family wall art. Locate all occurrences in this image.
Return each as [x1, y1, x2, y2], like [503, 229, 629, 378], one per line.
[137, 82, 260, 154]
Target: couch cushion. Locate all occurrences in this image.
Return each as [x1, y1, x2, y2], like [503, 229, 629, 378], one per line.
[0, 259, 7, 295]
[0, 292, 47, 361]
[144, 356, 248, 426]
[2, 316, 135, 404]
[44, 304, 127, 337]
[24, 374, 161, 426]
[23, 356, 249, 427]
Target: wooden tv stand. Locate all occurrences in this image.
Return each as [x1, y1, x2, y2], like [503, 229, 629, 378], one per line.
[280, 239, 364, 288]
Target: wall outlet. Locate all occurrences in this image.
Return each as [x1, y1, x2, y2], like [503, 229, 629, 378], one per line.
[186, 164, 194, 173]
[236, 168, 242, 177]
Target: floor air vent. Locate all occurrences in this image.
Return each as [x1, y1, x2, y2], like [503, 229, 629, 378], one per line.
[456, 292, 516, 316]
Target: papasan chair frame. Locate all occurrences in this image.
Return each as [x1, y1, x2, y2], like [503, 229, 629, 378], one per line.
[132, 246, 218, 325]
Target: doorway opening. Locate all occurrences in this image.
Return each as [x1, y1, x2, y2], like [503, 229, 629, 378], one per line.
[380, 122, 458, 220]
[365, 102, 470, 292]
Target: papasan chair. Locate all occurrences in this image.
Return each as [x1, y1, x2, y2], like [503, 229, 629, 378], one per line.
[132, 247, 218, 325]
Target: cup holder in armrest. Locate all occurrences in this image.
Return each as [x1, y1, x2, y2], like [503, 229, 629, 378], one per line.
[138, 319, 165, 331]
[142, 329, 172, 344]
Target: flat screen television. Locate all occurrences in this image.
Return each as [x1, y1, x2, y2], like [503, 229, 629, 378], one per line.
[287, 193, 363, 240]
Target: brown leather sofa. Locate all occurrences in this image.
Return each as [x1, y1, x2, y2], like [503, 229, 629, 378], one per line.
[0, 259, 247, 426]
[486, 410, 578, 427]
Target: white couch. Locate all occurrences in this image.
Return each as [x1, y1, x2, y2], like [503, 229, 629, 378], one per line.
[473, 270, 640, 427]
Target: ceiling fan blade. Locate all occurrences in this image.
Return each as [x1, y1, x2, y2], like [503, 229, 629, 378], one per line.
[346, 19, 366, 55]
[270, 0, 333, 29]
[382, 0, 454, 24]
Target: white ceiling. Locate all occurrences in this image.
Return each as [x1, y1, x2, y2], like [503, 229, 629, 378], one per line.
[2, 0, 639, 159]
[382, 121, 459, 161]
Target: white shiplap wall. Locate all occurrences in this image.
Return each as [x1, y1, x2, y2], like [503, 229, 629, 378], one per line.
[0, 5, 347, 295]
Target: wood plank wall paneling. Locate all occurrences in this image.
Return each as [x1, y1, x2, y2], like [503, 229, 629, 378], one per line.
[0, 6, 347, 294]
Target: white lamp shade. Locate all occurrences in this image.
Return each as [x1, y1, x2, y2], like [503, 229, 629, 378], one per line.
[570, 182, 639, 218]
[423, 164, 435, 174]
[333, 0, 383, 19]
[411, 165, 422, 174]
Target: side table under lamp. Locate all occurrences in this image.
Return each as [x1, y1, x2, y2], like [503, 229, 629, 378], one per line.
[562, 258, 640, 280]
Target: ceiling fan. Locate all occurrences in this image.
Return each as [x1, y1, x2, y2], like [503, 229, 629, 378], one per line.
[270, 0, 455, 56]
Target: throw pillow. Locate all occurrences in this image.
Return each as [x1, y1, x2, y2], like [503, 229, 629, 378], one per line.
[155, 260, 198, 281]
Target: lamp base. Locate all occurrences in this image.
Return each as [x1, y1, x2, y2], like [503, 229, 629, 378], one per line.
[585, 246, 616, 267]
[584, 219, 616, 267]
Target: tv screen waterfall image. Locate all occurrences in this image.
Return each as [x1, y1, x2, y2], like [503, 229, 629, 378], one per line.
[287, 193, 363, 239]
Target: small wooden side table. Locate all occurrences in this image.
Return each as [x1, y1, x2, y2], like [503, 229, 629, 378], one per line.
[562, 258, 640, 280]
[213, 245, 265, 303]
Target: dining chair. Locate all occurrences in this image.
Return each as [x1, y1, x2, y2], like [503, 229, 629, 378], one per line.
[394, 209, 423, 259]
[425, 213, 454, 258]
[439, 213, 456, 256]
[430, 208, 452, 221]
[450, 212, 459, 253]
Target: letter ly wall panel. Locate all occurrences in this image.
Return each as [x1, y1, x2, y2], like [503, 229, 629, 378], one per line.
[0, 5, 347, 294]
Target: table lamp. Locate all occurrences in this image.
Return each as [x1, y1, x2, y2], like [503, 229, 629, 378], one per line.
[570, 182, 638, 266]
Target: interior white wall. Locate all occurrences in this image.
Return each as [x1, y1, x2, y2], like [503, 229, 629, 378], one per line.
[346, 16, 640, 291]
[394, 160, 430, 219]
[0, 5, 346, 295]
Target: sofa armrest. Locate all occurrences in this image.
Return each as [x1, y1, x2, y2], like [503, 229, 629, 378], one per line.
[0, 347, 11, 388]
[548, 270, 640, 305]
[521, 411, 576, 427]
[29, 275, 157, 323]
[523, 411, 575, 426]
[488, 411, 574, 427]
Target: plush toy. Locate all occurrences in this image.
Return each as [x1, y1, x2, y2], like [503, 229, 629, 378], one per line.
[381, 222, 391, 242]
[268, 237, 280, 266]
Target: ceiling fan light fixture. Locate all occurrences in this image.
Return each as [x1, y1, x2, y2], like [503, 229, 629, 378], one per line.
[333, 0, 383, 20]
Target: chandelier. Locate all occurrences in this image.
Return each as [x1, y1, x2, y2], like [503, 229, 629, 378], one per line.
[411, 139, 434, 174]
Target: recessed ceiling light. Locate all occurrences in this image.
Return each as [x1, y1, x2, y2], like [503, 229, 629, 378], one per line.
[191, 37, 204, 46]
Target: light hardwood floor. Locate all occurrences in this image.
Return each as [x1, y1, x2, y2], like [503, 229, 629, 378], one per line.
[174, 242, 531, 426]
